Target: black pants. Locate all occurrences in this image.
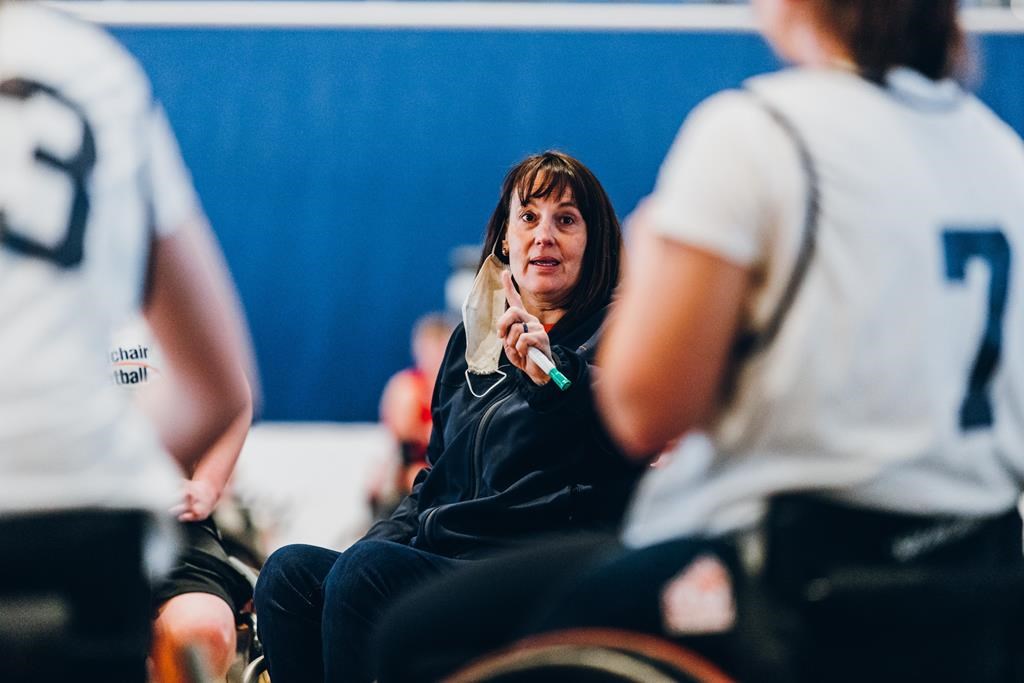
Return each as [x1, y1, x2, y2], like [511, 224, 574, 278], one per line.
[0, 509, 155, 683]
[371, 533, 746, 682]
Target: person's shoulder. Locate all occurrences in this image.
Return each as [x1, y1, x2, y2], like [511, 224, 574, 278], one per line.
[961, 94, 1024, 161]
[661, 85, 788, 180]
[9, 3, 134, 63]
[674, 85, 788, 159]
[684, 88, 770, 135]
[665, 69, 840, 173]
[743, 67, 872, 119]
[698, 67, 840, 118]
[6, 3, 153, 106]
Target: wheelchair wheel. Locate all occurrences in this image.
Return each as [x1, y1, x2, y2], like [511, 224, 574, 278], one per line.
[444, 628, 734, 683]
[240, 654, 270, 683]
[226, 555, 264, 683]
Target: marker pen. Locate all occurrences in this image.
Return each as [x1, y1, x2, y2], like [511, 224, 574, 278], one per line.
[527, 347, 572, 391]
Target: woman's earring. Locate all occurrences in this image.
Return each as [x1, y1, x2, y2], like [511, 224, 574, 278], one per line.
[501, 241, 509, 256]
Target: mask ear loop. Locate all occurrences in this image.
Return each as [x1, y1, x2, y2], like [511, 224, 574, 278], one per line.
[463, 236, 511, 399]
[465, 367, 507, 399]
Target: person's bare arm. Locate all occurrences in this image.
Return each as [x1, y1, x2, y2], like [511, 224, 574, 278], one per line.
[141, 216, 252, 470]
[172, 387, 253, 522]
[596, 219, 749, 460]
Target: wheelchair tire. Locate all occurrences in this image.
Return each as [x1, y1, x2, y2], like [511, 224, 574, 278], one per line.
[444, 628, 734, 683]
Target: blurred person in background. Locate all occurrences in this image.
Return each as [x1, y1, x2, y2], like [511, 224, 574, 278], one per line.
[376, 312, 455, 501]
[0, 2, 252, 681]
[373, 0, 1024, 680]
[254, 151, 646, 683]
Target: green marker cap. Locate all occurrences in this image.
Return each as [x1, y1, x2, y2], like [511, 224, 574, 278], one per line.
[549, 367, 572, 391]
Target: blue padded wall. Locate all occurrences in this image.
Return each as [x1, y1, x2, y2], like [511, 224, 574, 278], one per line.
[112, 26, 1024, 421]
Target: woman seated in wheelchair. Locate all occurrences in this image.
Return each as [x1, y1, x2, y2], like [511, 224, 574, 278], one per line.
[253, 151, 646, 683]
[370, 0, 1024, 681]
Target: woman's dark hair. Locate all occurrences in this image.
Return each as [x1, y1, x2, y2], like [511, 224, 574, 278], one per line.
[811, 0, 966, 82]
[479, 151, 623, 331]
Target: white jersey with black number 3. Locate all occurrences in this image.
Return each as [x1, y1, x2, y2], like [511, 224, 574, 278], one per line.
[624, 66, 1024, 545]
[0, 3, 203, 512]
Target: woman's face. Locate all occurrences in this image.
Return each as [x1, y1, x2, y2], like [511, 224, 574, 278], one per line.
[505, 188, 587, 316]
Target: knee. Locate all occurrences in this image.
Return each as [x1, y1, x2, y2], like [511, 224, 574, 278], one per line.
[321, 540, 399, 605]
[254, 544, 319, 611]
[186, 614, 236, 673]
[337, 539, 393, 566]
[156, 595, 237, 676]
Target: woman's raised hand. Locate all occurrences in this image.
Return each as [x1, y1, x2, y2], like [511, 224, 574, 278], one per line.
[498, 270, 552, 386]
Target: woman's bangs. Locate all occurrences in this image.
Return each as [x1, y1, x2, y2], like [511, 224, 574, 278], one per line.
[514, 164, 579, 207]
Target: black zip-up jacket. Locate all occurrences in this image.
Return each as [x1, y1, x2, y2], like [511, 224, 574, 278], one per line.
[363, 304, 646, 559]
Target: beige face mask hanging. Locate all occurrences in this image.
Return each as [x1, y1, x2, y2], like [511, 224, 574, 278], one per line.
[461, 250, 508, 396]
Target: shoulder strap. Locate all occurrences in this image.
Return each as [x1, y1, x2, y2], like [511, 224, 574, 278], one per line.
[731, 88, 822, 361]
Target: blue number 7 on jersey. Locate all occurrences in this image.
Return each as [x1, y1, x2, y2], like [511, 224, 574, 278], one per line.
[942, 229, 1012, 430]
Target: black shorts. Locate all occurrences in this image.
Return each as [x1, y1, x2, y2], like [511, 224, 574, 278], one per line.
[153, 517, 252, 619]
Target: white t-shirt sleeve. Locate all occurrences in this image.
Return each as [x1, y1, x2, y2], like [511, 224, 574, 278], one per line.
[144, 103, 204, 238]
[641, 90, 783, 267]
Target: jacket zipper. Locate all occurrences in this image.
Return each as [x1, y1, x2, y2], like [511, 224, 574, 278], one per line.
[470, 390, 514, 498]
[421, 383, 513, 545]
